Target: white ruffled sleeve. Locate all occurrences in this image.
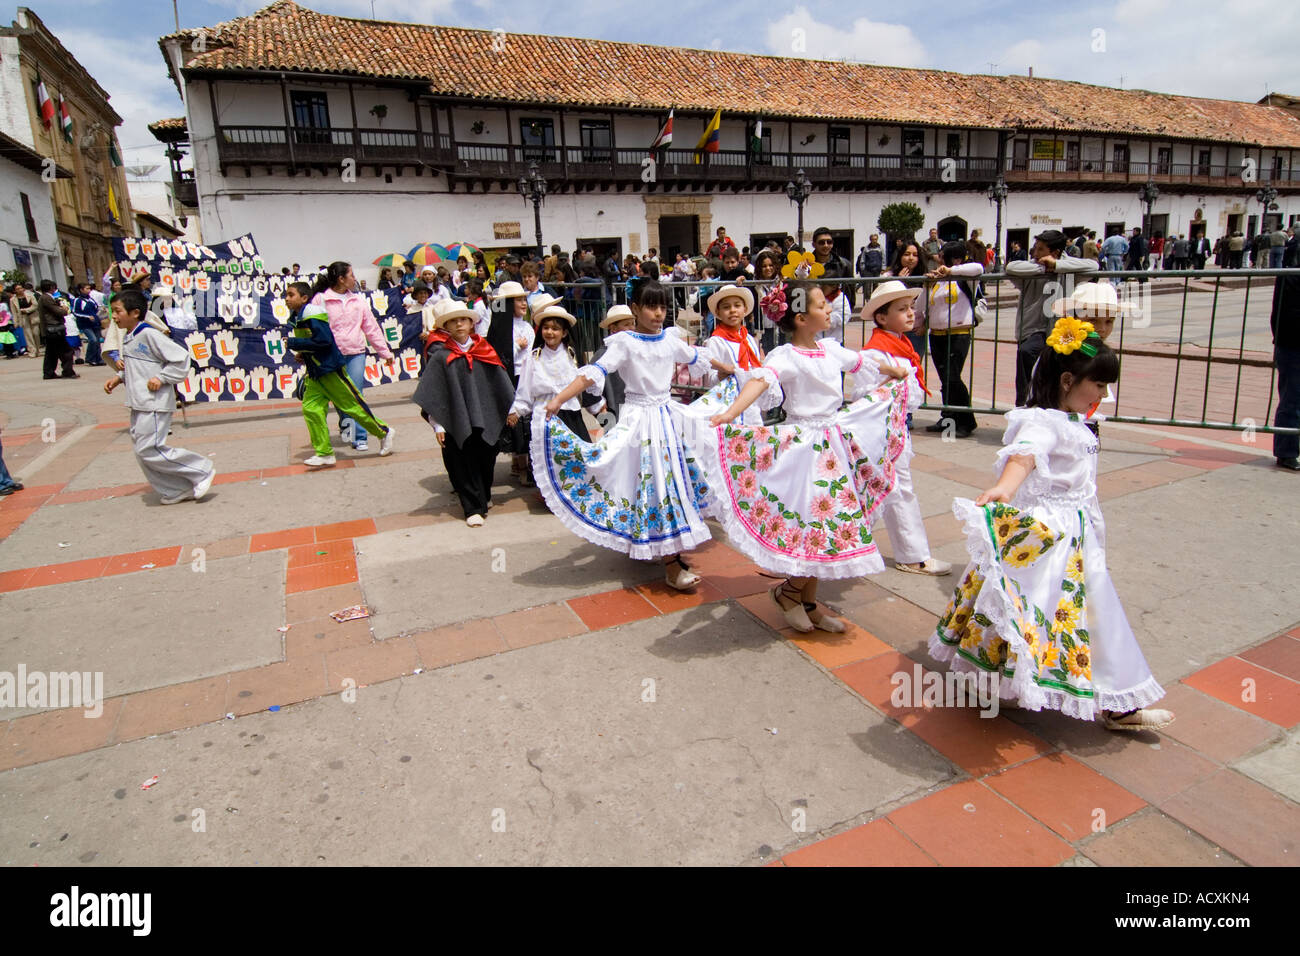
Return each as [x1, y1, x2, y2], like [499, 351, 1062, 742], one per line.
[578, 333, 625, 394]
[995, 408, 1059, 479]
[824, 339, 867, 375]
[510, 350, 537, 417]
[846, 348, 886, 400]
[668, 330, 708, 369]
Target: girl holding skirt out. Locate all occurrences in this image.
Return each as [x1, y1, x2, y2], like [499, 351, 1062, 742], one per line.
[929, 317, 1174, 731]
[535, 278, 728, 590]
[699, 279, 912, 633]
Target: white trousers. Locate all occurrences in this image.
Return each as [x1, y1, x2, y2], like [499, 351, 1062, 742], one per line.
[879, 449, 931, 565]
[130, 409, 214, 499]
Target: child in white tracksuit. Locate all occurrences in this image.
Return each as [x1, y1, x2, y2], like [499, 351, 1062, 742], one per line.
[104, 289, 215, 505]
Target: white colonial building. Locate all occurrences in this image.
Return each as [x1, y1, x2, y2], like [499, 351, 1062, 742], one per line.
[157, 1, 1300, 280]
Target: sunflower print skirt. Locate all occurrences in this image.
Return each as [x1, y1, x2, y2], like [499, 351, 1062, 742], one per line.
[928, 498, 1164, 721]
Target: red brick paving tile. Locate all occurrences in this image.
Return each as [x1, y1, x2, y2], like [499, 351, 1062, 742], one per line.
[984, 753, 1146, 841]
[1239, 634, 1300, 683]
[0, 697, 125, 771]
[213, 469, 262, 485]
[1182, 657, 1300, 728]
[888, 780, 1075, 866]
[0, 568, 34, 592]
[284, 582, 364, 625]
[288, 539, 354, 569]
[1081, 810, 1244, 867]
[836, 652, 1053, 775]
[1168, 456, 1249, 471]
[261, 464, 311, 479]
[249, 526, 316, 552]
[285, 557, 359, 594]
[789, 621, 893, 670]
[315, 518, 377, 541]
[0, 496, 51, 515]
[567, 588, 659, 631]
[1159, 770, 1300, 867]
[679, 540, 754, 575]
[412, 618, 508, 668]
[0, 482, 66, 498]
[325, 636, 421, 688]
[493, 603, 587, 650]
[225, 656, 329, 716]
[113, 676, 230, 742]
[103, 546, 184, 577]
[1155, 683, 1282, 764]
[24, 556, 110, 588]
[781, 818, 937, 866]
[707, 567, 777, 599]
[179, 536, 250, 562]
[1067, 733, 1219, 806]
[837, 595, 938, 655]
[284, 617, 374, 657]
[736, 589, 790, 632]
[635, 579, 727, 614]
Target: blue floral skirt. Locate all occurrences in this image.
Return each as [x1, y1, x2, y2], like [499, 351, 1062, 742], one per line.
[531, 396, 712, 560]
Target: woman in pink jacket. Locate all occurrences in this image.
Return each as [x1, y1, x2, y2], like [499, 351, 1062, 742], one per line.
[311, 261, 394, 451]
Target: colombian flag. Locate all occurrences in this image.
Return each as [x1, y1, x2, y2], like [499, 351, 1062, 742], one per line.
[693, 109, 721, 164]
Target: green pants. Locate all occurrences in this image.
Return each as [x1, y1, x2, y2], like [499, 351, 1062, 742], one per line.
[301, 371, 388, 455]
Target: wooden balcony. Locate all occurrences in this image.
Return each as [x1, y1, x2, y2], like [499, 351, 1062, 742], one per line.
[213, 124, 1300, 191]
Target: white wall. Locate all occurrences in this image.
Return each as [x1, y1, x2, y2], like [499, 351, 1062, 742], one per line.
[0, 37, 34, 148]
[1, 156, 64, 283]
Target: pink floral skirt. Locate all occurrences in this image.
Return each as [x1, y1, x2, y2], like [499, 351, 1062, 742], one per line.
[695, 381, 910, 579]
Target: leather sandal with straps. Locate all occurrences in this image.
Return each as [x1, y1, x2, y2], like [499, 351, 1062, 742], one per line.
[771, 581, 814, 632]
[803, 602, 846, 633]
[664, 555, 701, 591]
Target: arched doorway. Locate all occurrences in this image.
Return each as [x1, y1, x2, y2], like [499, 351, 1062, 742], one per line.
[937, 216, 968, 243]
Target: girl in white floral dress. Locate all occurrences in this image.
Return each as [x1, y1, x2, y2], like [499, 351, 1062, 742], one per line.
[930, 317, 1174, 731]
[537, 279, 727, 590]
[701, 279, 912, 633]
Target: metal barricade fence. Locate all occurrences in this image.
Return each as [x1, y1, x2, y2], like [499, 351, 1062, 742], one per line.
[539, 269, 1298, 436]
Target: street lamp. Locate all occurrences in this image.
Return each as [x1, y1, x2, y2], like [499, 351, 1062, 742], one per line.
[1139, 180, 1159, 267]
[784, 168, 813, 249]
[517, 161, 547, 260]
[1255, 186, 1278, 250]
[986, 175, 1009, 270]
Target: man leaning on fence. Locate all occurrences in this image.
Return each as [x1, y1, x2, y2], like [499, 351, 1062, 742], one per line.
[1007, 229, 1099, 406]
[1271, 273, 1300, 471]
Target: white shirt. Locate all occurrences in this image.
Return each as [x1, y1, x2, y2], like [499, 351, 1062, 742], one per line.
[926, 262, 984, 331]
[817, 290, 854, 341]
[472, 299, 491, 338]
[512, 317, 534, 370]
[698, 332, 782, 421]
[762, 340, 872, 422]
[512, 344, 582, 417]
[581, 328, 707, 399]
[849, 343, 924, 413]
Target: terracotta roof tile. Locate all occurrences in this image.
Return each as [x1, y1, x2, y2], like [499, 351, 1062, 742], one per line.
[148, 117, 187, 132]
[160, 0, 1300, 148]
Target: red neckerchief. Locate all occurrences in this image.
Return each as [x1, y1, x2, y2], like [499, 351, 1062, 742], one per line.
[711, 323, 761, 371]
[439, 331, 503, 370]
[865, 328, 931, 396]
[423, 327, 451, 358]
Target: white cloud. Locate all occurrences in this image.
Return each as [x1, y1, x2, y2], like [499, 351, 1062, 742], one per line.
[1000, 40, 1044, 75]
[764, 5, 926, 67]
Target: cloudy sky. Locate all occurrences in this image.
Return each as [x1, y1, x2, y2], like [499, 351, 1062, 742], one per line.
[22, 0, 1300, 180]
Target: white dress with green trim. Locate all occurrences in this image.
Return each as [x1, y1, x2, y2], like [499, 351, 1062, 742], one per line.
[930, 408, 1164, 720]
[530, 328, 713, 560]
[693, 341, 912, 579]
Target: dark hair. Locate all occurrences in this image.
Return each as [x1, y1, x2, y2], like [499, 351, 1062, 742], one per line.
[640, 261, 661, 279]
[412, 281, 430, 295]
[812, 226, 833, 243]
[753, 250, 780, 279]
[287, 281, 312, 299]
[722, 247, 740, 261]
[114, 288, 148, 318]
[532, 316, 575, 357]
[773, 280, 817, 333]
[941, 240, 969, 266]
[312, 261, 351, 298]
[1027, 338, 1120, 410]
[1035, 230, 1068, 254]
[467, 279, 485, 300]
[889, 242, 922, 275]
[40, 279, 57, 293]
[629, 277, 669, 310]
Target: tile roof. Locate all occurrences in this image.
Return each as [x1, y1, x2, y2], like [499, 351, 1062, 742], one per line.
[148, 117, 187, 132]
[161, 0, 1300, 148]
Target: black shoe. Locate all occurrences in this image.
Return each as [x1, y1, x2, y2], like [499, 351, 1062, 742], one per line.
[60, 372, 79, 379]
[1278, 458, 1300, 471]
[74, 358, 85, 365]
[43, 374, 58, 379]
[955, 425, 977, 438]
[925, 420, 950, 433]
[0, 486, 18, 496]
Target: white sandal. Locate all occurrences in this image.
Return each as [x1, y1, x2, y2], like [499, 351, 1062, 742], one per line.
[664, 555, 701, 591]
[895, 558, 953, 576]
[803, 602, 846, 633]
[1103, 708, 1174, 731]
[770, 582, 813, 633]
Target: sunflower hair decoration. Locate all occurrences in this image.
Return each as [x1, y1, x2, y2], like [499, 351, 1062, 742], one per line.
[1047, 316, 1100, 357]
[780, 250, 825, 280]
[760, 282, 789, 323]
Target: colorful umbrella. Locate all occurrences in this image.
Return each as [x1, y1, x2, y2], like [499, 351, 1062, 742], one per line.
[372, 252, 408, 267]
[445, 242, 482, 263]
[407, 243, 452, 266]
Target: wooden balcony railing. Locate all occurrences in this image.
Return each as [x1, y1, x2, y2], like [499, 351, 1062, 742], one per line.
[214, 125, 1300, 188]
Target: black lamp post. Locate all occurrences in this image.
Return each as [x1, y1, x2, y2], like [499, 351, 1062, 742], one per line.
[784, 168, 813, 249]
[1255, 185, 1278, 246]
[517, 161, 547, 260]
[1139, 180, 1159, 266]
[986, 175, 1009, 270]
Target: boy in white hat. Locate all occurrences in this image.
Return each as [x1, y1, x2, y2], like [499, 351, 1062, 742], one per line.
[854, 280, 951, 576]
[593, 304, 634, 419]
[688, 284, 780, 425]
[412, 298, 515, 526]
